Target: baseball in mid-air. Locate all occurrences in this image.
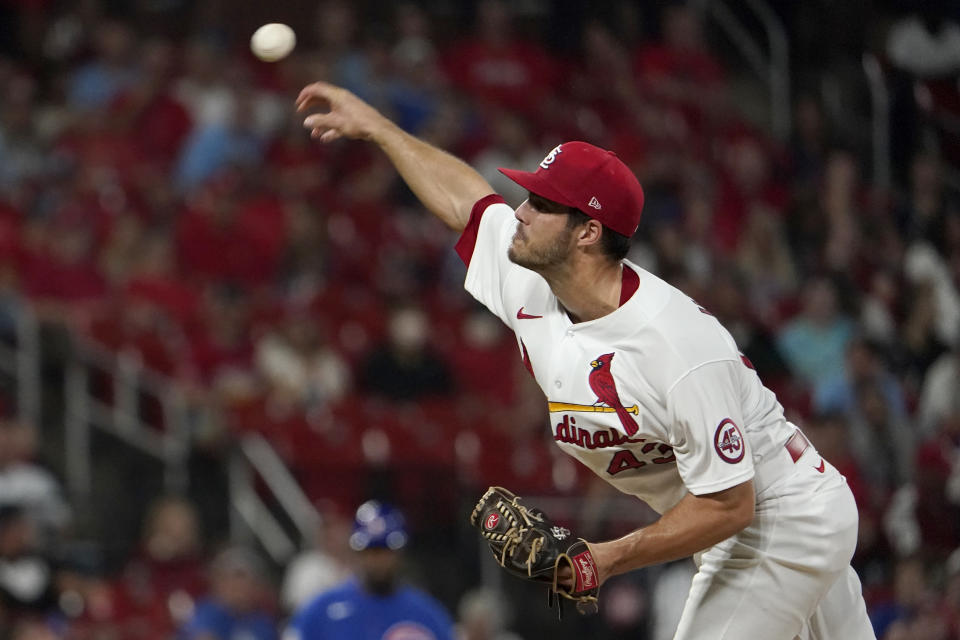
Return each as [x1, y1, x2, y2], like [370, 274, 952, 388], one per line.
[250, 23, 296, 62]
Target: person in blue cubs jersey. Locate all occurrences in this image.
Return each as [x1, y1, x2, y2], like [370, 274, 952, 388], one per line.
[286, 501, 455, 640]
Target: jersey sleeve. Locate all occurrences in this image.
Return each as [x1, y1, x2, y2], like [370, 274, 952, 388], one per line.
[456, 195, 517, 325]
[666, 360, 755, 495]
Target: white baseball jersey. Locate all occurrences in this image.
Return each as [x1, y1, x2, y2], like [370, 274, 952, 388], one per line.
[457, 197, 796, 514]
[455, 195, 876, 639]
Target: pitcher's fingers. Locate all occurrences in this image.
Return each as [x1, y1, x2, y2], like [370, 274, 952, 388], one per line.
[296, 81, 336, 111]
[296, 94, 328, 112]
[303, 113, 335, 130]
[320, 129, 341, 143]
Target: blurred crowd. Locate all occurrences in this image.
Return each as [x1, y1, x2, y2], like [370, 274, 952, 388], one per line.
[1, 0, 960, 638]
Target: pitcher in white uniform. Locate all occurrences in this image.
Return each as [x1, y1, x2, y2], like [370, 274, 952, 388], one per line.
[297, 81, 876, 640]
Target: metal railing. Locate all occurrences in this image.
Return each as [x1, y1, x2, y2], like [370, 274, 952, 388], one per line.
[60, 329, 320, 563]
[63, 340, 191, 500]
[0, 302, 41, 430]
[863, 53, 892, 191]
[229, 434, 323, 563]
[695, 0, 791, 140]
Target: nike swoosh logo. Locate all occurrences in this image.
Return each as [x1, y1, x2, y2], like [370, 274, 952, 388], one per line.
[517, 307, 543, 320]
[815, 460, 825, 473]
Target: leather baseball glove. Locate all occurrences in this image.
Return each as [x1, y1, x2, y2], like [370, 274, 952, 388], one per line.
[469, 486, 600, 617]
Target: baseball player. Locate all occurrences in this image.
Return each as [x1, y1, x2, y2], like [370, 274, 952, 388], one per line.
[286, 501, 455, 640]
[296, 82, 876, 639]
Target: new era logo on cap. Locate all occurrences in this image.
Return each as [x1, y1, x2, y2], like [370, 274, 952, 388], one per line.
[499, 141, 645, 237]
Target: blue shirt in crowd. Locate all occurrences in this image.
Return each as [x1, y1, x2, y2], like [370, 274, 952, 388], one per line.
[180, 598, 278, 640]
[287, 578, 454, 640]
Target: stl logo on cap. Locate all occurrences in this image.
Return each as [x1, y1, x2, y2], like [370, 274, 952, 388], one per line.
[539, 144, 563, 169]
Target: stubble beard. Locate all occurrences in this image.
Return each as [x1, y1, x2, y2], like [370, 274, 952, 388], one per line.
[508, 226, 574, 271]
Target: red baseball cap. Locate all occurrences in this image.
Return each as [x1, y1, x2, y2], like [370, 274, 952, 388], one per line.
[498, 141, 645, 237]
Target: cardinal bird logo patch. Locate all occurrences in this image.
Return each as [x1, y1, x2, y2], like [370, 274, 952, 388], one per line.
[588, 353, 639, 436]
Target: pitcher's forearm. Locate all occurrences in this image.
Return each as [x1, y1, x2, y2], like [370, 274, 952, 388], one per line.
[371, 121, 494, 232]
[591, 480, 755, 582]
[298, 82, 496, 232]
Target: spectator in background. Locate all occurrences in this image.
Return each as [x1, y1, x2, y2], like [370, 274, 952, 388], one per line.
[21, 211, 107, 322]
[898, 151, 960, 243]
[8, 619, 60, 640]
[455, 588, 521, 640]
[713, 134, 786, 253]
[175, 170, 286, 289]
[735, 205, 799, 323]
[0, 417, 70, 543]
[173, 66, 266, 194]
[117, 495, 207, 637]
[917, 335, 960, 438]
[187, 284, 257, 400]
[275, 198, 329, 298]
[280, 507, 351, 614]
[886, 6, 960, 78]
[0, 73, 47, 195]
[885, 409, 960, 560]
[848, 377, 914, 493]
[0, 506, 59, 636]
[67, 20, 136, 111]
[885, 4, 960, 187]
[776, 275, 854, 390]
[814, 336, 907, 419]
[819, 148, 863, 274]
[109, 38, 192, 172]
[358, 304, 453, 403]
[894, 281, 948, 400]
[565, 20, 637, 146]
[174, 38, 237, 135]
[179, 547, 277, 640]
[804, 412, 871, 511]
[788, 94, 830, 198]
[442, 0, 558, 118]
[705, 266, 792, 398]
[869, 554, 946, 640]
[943, 548, 960, 638]
[312, 0, 365, 98]
[386, 2, 444, 135]
[287, 501, 454, 640]
[904, 218, 960, 350]
[254, 309, 351, 413]
[633, 3, 725, 112]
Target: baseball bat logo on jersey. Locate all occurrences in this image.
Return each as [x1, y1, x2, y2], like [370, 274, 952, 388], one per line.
[588, 353, 640, 436]
[714, 418, 745, 463]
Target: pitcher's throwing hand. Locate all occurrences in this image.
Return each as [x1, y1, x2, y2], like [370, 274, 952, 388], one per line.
[297, 81, 391, 144]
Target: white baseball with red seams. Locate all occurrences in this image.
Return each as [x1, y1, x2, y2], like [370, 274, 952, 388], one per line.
[456, 196, 876, 639]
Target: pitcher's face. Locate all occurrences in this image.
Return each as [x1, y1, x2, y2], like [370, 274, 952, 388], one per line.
[508, 195, 579, 270]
